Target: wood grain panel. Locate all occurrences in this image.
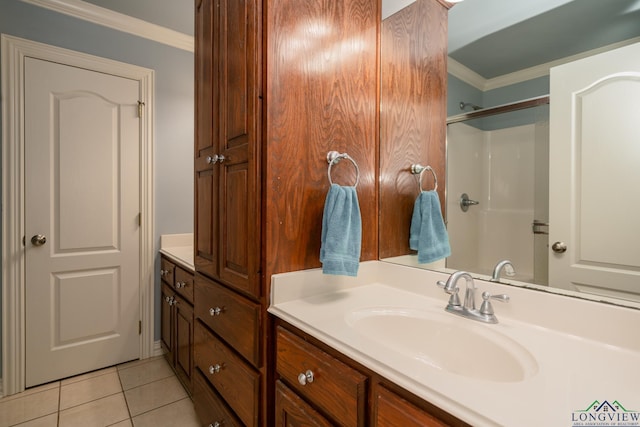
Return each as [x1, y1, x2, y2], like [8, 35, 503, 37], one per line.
[379, 0, 449, 259]
[265, 0, 379, 277]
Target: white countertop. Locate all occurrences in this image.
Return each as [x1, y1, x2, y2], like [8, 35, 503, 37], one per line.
[159, 233, 194, 271]
[269, 261, 640, 427]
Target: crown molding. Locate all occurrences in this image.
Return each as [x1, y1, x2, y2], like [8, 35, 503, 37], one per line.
[447, 57, 486, 90]
[20, 0, 194, 52]
[449, 35, 640, 92]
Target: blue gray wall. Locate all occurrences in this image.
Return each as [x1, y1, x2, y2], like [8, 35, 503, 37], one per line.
[0, 0, 194, 378]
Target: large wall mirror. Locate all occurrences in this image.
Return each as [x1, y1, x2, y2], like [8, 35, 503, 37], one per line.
[379, 0, 640, 306]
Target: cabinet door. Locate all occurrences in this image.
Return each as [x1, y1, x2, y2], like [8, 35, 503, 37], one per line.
[160, 284, 174, 363]
[194, 0, 218, 279]
[216, 0, 261, 297]
[275, 381, 333, 427]
[174, 293, 194, 394]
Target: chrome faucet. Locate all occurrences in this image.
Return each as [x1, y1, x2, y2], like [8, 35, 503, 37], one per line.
[490, 259, 516, 282]
[437, 271, 509, 324]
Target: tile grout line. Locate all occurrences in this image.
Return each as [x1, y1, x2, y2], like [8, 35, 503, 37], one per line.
[57, 380, 61, 427]
[116, 362, 135, 425]
[129, 396, 193, 420]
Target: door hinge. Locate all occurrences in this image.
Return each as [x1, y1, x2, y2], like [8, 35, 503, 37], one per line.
[137, 101, 145, 118]
[139, 320, 142, 335]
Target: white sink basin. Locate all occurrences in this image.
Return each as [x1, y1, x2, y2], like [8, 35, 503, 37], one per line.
[345, 307, 538, 383]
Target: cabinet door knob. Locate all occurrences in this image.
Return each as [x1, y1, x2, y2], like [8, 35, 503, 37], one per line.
[297, 370, 314, 386]
[206, 154, 226, 164]
[209, 307, 222, 316]
[209, 422, 221, 427]
[208, 363, 223, 374]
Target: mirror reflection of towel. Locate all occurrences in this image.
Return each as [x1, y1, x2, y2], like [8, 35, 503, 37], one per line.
[320, 184, 361, 276]
[409, 191, 451, 264]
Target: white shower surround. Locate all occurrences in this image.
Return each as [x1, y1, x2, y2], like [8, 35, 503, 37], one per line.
[447, 120, 549, 282]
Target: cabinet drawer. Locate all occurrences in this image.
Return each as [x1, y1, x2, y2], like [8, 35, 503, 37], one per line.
[193, 369, 243, 427]
[174, 266, 194, 304]
[194, 321, 260, 427]
[275, 380, 333, 427]
[276, 327, 367, 427]
[194, 274, 261, 366]
[374, 385, 449, 427]
[160, 257, 175, 286]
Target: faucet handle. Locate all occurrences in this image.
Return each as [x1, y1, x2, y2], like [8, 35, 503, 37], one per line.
[479, 291, 509, 315]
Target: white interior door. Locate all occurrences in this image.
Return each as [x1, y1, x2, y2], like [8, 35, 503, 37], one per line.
[24, 57, 141, 386]
[549, 42, 640, 301]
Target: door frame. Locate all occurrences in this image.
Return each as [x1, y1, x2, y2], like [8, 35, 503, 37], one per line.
[1, 34, 155, 396]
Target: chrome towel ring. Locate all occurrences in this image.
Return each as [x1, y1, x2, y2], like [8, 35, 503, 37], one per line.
[410, 164, 438, 192]
[327, 151, 360, 187]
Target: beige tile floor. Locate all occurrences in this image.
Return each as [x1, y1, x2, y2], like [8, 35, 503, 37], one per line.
[0, 356, 200, 427]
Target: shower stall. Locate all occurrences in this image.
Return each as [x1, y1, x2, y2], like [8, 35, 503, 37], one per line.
[445, 96, 550, 284]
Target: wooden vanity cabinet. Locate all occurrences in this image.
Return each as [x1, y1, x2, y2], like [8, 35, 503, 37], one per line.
[274, 322, 470, 427]
[160, 256, 195, 395]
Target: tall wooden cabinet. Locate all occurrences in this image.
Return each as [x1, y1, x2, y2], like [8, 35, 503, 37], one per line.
[194, 0, 261, 297]
[194, 0, 263, 424]
[193, 0, 451, 425]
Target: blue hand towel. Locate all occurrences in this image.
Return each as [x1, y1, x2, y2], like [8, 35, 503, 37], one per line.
[320, 184, 362, 276]
[409, 191, 451, 264]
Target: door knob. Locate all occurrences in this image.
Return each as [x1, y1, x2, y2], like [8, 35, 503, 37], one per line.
[31, 234, 47, 246]
[552, 241, 567, 253]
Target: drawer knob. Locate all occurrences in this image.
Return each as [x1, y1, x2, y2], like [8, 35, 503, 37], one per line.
[176, 281, 183, 289]
[160, 269, 166, 276]
[209, 307, 222, 316]
[209, 363, 223, 374]
[297, 370, 314, 386]
[209, 422, 221, 427]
